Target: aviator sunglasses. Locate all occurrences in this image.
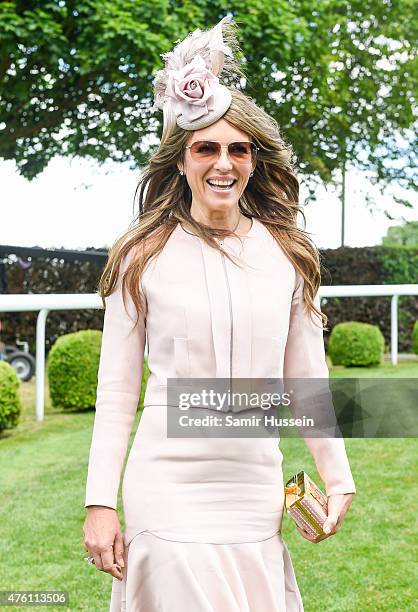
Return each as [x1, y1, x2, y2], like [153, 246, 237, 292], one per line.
[185, 140, 259, 163]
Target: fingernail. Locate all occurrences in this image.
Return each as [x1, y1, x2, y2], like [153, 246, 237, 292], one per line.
[323, 524, 331, 534]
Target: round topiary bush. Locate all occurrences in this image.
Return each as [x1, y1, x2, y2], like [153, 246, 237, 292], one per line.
[412, 321, 418, 355]
[47, 330, 102, 410]
[0, 361, 22, 433]
[328, 321, 384, 367]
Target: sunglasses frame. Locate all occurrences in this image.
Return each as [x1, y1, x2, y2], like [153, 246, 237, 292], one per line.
[185, 140, 260, 163]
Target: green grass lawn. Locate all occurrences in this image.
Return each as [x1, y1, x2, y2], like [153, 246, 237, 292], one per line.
[0, 362, 417, 611]
[328, 356, 418, 378]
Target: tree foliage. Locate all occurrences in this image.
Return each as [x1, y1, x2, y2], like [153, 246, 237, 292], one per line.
[382, 220, 418, 246]
[0, 0, 416, 208]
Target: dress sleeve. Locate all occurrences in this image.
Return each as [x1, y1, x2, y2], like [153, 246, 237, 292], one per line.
[283, 272, 356, 496]
[84, 250, 146, 510]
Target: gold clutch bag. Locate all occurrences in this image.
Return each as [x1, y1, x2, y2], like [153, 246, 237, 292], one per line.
[284, 471, 328, 537]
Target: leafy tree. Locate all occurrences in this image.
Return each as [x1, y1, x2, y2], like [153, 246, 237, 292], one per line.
[382, 220, 418, 246]
[0, 0, 416, 244]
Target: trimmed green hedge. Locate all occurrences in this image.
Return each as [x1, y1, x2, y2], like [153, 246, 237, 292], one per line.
[328, 321, 385, 367]
[320, 245, 418, 353]
[0, 361, 21, 433]
[47, 330, 102, 410]
[412, 322, 418, 355]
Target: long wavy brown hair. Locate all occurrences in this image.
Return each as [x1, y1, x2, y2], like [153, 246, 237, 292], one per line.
[98, 88, 328, 331]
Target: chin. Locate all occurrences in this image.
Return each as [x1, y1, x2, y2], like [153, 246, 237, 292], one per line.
[207, 202, 238, 212]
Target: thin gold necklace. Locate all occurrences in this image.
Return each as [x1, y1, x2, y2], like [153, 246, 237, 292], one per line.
[179, 212, 242, 243]
[218, 211, 242, 246]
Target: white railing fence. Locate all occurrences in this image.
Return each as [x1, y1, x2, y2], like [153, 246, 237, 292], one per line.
[0, 294, 102, 422]
[0, 284, 417, 422]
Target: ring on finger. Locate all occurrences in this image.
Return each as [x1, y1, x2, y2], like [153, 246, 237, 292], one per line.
[84, 555, 95, 565]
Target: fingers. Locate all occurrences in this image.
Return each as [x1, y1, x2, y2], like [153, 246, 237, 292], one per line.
[85, 547, 124, 581]
[93, 543, 113, 571]
[85, 545, 123, 580]
[323, 492, 353, 535]
[317, 516, 339, 541]
[83, 510, 125, 581]
[100, 549, 124, 581]
[113, 531, 125, 569]
[295, 525, 319, 543]
[295, 524, 330, 543]
[295, 493, 354, 544]
[85, 543, 125, 581]
[323, 513, 339, 535]
[93, 553, 103, 570]
[327, 493, 353, 523]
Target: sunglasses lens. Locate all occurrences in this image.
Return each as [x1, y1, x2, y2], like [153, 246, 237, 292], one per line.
[190, 141, 220, 159]
[229, 142, 254, 161]
[189, 141, 257, 163]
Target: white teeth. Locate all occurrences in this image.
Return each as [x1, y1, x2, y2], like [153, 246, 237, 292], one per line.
[207, 179, 235, 186]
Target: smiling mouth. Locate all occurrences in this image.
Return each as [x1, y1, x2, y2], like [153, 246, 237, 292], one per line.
[206, 180, 237, 191]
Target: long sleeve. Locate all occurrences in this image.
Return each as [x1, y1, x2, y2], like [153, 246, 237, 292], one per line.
[283, 272, 356, 496]
[84, 250, 146, 510]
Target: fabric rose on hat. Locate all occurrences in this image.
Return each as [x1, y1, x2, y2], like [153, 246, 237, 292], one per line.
[165, 54, 219, 122]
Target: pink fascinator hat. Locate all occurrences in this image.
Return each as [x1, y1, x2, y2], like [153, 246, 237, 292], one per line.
[152, 16, 245, 139]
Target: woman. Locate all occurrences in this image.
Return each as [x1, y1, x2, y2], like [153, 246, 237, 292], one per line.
[83, 16, 356, 611]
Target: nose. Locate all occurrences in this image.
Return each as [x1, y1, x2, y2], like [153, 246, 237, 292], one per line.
[213, 146, 233, 171]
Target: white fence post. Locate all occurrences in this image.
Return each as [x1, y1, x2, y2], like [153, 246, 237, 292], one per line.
[36, 309, 49, 421]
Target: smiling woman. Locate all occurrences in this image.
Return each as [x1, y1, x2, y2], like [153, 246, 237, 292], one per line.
[83, 15, 356, 612]
[184, 139, 258, 191]
[176, 119, 257, 234]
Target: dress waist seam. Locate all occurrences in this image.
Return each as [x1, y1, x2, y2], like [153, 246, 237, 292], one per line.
[126, 527, 282, 548]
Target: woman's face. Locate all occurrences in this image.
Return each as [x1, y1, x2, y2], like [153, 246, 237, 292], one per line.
[177, 118, 255, 216]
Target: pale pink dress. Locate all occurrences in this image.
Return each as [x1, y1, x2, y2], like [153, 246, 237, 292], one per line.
[85, 219, 356, 611]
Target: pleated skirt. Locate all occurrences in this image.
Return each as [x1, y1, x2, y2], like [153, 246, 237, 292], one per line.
[109, 530, 304, 612]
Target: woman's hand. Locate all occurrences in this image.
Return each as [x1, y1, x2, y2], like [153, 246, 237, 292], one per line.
[295, 493, 354, 543]
[83, 506, 126, 581]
